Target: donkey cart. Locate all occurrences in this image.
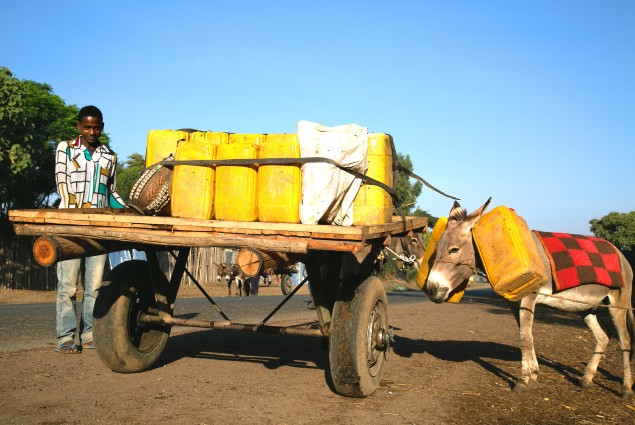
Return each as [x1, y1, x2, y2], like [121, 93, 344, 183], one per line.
[8, 208, 427, 397]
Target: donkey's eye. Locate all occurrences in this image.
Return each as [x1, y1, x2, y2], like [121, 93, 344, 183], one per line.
[449, 247, 460, 254]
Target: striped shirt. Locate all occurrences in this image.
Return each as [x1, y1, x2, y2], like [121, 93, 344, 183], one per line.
[55, 137, 125, 209]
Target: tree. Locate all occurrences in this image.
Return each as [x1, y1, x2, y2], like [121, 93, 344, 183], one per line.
[393, 153, 422, 216]
[1, 67, 29, 216]
[413, 207, 438, 228]
[1, 68, 111, 216]
[116, 153, 146, 203]
[590, 211, 635, 252]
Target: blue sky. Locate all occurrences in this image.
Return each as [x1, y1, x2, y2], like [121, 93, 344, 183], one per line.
[2, 1, 633, 234]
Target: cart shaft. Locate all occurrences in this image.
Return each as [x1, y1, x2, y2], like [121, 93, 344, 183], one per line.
[139, 313, 324, 338]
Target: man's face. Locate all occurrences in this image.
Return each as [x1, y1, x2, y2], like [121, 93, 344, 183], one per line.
[77, 115, 104, 146]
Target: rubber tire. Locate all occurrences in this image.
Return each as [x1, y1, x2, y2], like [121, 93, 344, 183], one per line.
[93, 260, 171, 373]
[329, 275, 388, 397]
[281, 274, 294, 295]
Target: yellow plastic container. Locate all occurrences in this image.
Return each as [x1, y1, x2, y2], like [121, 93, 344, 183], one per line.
[472, 206, 549, 301]
[215, 142, 260, 221]
[228, 133, 266, 145]
[170, 138, 218, 220]
[189, 131, 228, 145]
[416, 216, 447, 290]
[258, 134, 301, 223]
[352, 133, 394, 225]
[145, 130, 189, 167]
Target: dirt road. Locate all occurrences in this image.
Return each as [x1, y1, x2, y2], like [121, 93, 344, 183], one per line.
[1, 283, 634, 424]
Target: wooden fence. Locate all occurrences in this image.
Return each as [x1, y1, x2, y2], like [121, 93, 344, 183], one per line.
[0, 232, 230, 291]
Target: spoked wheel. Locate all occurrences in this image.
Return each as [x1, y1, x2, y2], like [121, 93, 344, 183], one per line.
[93, 260, 171, 373]
[281, 274, 294, 295]
[329, 275, 389, 397]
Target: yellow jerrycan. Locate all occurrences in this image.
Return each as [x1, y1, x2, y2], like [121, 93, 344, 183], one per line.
[352, 133, 394, 225]
[258, 134, 301, 223]
[170, 134, 223, 219]
[215, 135, 261, 221]
[472, 206, 549, 301]
[145, 129, 189, 167]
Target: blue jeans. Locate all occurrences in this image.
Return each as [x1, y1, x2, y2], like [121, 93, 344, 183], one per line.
[56, 254, 107, 347]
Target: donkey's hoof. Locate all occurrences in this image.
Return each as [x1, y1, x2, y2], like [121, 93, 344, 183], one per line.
[579, 380, 593, 390]
[512, 382, 530, 392]
[621, 388, 633, 400]
[513, 379, 538, 392]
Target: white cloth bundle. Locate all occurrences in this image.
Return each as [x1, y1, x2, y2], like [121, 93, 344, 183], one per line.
[298, 120, 368, 225]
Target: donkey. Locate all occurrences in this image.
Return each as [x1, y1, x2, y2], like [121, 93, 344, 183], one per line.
[380, 230, 426, 277]
[423, 198, 635, 398]
[216, 262, 250, 297]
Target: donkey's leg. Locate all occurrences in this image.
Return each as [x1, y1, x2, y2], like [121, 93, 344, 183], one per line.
[580, 313, 609, 389]
[606, 306, 634, 399]
[511, 295, 539, 391]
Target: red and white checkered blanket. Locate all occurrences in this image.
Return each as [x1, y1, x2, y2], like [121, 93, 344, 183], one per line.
[534, 231, 624, 292]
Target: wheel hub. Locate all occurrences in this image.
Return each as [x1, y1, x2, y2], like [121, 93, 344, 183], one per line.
[373, 328, 391, 350]
[367, 301, 388, 376]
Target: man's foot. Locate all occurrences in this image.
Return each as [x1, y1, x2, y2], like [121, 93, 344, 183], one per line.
[56, 341, 79, 354]
[81, 339, 95, 350]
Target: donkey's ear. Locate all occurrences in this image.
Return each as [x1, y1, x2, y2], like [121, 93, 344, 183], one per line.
[465, 197, 492, 228]
[448, 201, 465, 222]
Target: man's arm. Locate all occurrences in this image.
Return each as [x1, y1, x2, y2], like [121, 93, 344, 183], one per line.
[54, 141, 75, 208]
[108, 154, 126, 208]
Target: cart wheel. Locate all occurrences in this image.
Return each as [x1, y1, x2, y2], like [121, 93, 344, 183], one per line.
[281, 274, 293, 295]
[329, 275, 388, 397]
[93, 260, 171, 373]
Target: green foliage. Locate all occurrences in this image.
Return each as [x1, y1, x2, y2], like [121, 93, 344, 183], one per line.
[378, 259, 419, 283]
[418, 230, 431, 250]
[116, 153, 146, 203]
[393, 153, 422, 215]
[0, 68, 115, 215]
[413, 207, 438, 228]
[1, 67, 28, 211]
[590, 211, 635, 252]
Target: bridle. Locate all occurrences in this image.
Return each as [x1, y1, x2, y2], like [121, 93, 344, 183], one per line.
[432, 257, 477, 274]
[383, 245, 417, 266]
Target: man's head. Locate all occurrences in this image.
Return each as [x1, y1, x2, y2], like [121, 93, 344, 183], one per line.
[76, 105, 104, 147]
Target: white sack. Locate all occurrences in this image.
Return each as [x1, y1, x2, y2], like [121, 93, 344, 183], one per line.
[298, 120, 368, 225]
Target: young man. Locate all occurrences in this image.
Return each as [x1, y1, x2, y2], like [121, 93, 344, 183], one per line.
[54, 105, 125, 353]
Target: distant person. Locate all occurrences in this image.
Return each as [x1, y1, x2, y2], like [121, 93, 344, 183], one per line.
[249, 275, 260, 295]
[54, 105, 125, 353]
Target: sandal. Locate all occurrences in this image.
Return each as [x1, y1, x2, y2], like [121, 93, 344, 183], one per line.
[81, 339, 95, 350]
[56, 341, 79, 354]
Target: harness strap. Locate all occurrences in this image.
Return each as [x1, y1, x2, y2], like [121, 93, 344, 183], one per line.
[155, 156, 459, 230]
[383, 246, 417, 265]
[432, 257, 477, 274]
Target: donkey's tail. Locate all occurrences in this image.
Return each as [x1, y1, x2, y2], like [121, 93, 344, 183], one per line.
[628, 307, 635, 363]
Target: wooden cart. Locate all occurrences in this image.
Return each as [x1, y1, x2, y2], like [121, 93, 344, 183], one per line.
[8, 208, 427, 397]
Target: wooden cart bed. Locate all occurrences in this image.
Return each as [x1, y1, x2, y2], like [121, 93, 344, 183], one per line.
[8, 208, 428, 253]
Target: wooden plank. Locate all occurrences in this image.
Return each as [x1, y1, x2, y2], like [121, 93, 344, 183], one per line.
[12, 223, 373, 253]
[8, 209, 366, 239]
[361, 216, 428, 239]
[8, 210, 427, 251]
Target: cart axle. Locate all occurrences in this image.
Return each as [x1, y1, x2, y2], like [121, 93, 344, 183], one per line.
[139, 313, 324, 338]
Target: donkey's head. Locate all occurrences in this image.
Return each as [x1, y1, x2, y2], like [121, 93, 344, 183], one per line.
[217, 262, 236, 283]
[388, 230, 426, 272]
[425, 198, 491, 303]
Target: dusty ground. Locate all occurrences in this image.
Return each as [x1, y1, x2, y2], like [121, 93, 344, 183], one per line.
[1, 279, 634, 424]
